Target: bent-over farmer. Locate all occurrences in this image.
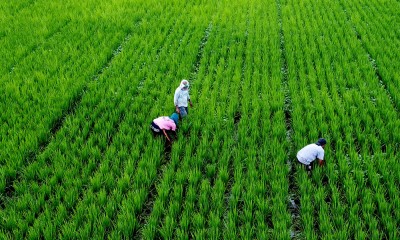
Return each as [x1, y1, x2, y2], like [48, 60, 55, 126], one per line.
[174, 79, 193, 118]
[296, 138, 327, 173]
[150, 113, 179, 142]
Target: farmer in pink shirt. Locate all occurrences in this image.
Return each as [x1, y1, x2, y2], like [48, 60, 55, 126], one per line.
[150, 113, 179, 142]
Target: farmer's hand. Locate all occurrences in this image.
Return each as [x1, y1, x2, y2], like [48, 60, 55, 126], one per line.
[176, 107, 180, 113]
[318, 159, 324, 166]
[190, 101, 193, 107]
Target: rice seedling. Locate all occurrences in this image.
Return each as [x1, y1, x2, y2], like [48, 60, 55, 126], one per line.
[1, 0, 399, 239]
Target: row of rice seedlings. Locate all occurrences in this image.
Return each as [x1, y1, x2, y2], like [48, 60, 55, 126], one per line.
[306, 6, 365, 237]
[140, 38, 212, 240]
[249, 1, 291, 239]
[155, 127, 212, 237]
[339, 0, 400, 110]
[281, 2, 331, 238]
[0, 1, 173, 238]
[338, 1, 400, 232]
[141, 2, 245, 238]
[180, 2, 247, 238]
[105, 2, 219, 238]
[282, 0, 334, 236]
[137, 4, 217, 239]
[208, 33, 244, 239]
[0, 0, 146, 196]
[1, 51, 137, 239]
[160, 10, 228, 239]
[1, 70, 127, 238]
[187, 4, 248, 239]
[61, 1, 209, 235]
[226, 0, 291, 239]
[170, 36, 235, 240]
[0, 0, 73, 74]
[282, 0, 399, 238]
[0, 0, 35, 17]
[320, 1, 399, 236]
[51, 15, 183, 238]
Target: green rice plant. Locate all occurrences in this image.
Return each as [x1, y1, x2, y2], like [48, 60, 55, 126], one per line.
[198, 179, 211, 215]
[206, 212, 220, 239]
[339, 0, 400, 110]
[159, 215, 175, 239]
[2, 0, 146, 198]
[1, 0, 399, 238]
[282, 0, 400, 238]
[75, 9, 207, 239]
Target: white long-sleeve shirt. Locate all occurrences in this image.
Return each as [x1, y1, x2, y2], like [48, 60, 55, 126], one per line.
[174, 88, 190, 107]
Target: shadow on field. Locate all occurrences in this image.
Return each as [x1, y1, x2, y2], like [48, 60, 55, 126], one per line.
[234, 111, 241, 125]
[163, 139, 172, 162]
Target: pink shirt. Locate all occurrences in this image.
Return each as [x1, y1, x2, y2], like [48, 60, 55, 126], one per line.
[153, 116, 176, 131]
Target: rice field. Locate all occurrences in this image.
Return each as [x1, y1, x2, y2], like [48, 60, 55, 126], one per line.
[1, 0, 399, 239]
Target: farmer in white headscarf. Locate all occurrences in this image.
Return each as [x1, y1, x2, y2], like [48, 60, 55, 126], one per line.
[174, 79, 193, 118]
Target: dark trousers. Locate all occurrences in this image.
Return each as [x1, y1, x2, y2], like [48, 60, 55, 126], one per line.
[150, 122, 162, 135]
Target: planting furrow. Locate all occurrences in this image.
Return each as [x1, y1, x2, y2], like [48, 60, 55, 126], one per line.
[0, 2, 177, 238]
[190, 23, 213, 80]
[6, 19, 72, 75]
[0, 0, 150, 200]
[282, 0, 399, 238]
[337, 1, 399, 115]
[0, 0, 99, 76]
[133, 23, 210, 240]
[103, 3, 220, 238]
[0, 26, 133, 203]
[139, 19, 215, 239]
[57, 6, 192, 239]
[276, 0, 298, 238]
[339, 0, 400, 111]
[0, 0, 36, 14]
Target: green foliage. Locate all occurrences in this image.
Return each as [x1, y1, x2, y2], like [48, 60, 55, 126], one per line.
[1, 0, 399, 239]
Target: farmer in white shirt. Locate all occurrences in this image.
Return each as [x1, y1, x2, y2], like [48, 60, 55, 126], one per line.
[296, 138, 326, 172]
[174, 79, 193, 118]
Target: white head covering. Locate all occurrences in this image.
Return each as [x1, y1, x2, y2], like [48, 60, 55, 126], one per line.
[179, 79, 189, 90]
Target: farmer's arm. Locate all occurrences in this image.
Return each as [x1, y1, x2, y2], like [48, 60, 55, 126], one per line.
[174, 90, 180, 113]
[318, 159, 324, 166]
[317, 150, 325, 166]
[188, 92, 193, 107]
[162, 129, 171, 142]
